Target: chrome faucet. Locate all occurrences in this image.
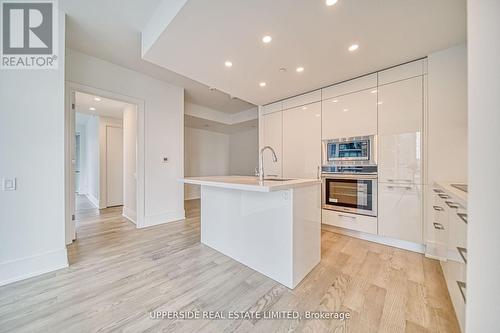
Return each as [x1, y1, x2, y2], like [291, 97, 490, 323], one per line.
[259, 146, 278, 182]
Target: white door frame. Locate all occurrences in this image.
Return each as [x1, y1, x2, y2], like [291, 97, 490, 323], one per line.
[65, 81, 145, 244]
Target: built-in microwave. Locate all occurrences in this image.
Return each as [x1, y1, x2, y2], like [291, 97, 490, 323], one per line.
[322, 135, 377, 166]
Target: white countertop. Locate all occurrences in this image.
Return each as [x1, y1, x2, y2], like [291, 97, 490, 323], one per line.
[436, 182, 468, 207]
[182, 176, 321, 192]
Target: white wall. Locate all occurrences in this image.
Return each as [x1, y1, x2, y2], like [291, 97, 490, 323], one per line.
[85, 115, 100, 207]
[229, 128, 259, 176]
[76, 123, 87, 194]
[184, 127, 230, 199]
[123, 106, 138, 222]
[466, 1, 500, 332]
[0, 13, 67, 286]
[66, 49, 185, 227]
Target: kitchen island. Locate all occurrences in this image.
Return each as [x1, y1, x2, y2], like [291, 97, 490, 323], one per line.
[182, 176, 321, 289]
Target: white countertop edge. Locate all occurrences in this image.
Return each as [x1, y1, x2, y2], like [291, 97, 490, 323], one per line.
[182, 176, 321, 192]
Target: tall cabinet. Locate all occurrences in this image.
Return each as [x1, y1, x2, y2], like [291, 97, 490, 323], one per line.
[261, 102, 283, 178]
[377, 69, 424, 244]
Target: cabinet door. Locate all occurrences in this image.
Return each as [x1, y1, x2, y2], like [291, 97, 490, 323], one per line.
[378, 183, 422, 243]
[378, 76, 423, 184]
[322, 88, 377, 139]
[261, 111, 283, 177]
[283, 102, 321, 179]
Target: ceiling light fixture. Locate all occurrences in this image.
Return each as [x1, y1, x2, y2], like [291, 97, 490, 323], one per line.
[296, 67, 304, 73]
[89, 107, 96, 111]
[326, 0, 338, 6]
[259, 82, 267, 87]
[224, 60, 233, 68]
[332, 99, 338, 103]
[94, 97, 101, 102]
[343, 108, 349, 112]
[348, 44, 359, 52]
[378, 101, 383, 105]
[262, 35, 272, 44]
[371, 89, 377, 94]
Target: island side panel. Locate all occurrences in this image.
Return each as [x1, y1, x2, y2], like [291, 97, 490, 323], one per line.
[292, 184, 322, 287]
[200, 186, 294, 288]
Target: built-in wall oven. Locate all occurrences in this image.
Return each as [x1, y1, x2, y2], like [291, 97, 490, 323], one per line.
[322, 135, 378, 217]
[322, 173, 377, 217]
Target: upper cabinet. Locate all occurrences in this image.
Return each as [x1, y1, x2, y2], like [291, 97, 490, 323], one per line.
[378, 59, 426, 85]
[378, 76, 423, 184]
[261, 111, 283, 177]
[262, 101, 282, 115]
[322, 74, 377, 100]
[282, 90, 321, 110]
[322, 88, 377, 139]
[283, 102, 321, 179]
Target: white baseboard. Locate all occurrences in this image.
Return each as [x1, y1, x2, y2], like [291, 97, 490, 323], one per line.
[122, 207, 137, 224]
[322, 224, 425, 254]
[0, 248, 68, 287]
[85, 193, 99, 208]
[138, 209, 186, 229]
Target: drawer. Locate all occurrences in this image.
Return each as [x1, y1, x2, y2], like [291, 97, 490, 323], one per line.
[321, 74, 377, 99]
[322, 209, 377, 234]
[282, 90, 321, 110]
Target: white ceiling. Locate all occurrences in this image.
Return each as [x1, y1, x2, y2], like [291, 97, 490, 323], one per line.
[143, 0, 467, 105]
[61, 0, 255, 114]
[75, 92, 130, 119]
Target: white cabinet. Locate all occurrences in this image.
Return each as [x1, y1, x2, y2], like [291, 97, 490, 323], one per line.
[378, 59, 425, 85]
[283, 102, 321, 179]
[322, 209, 378, 235]
[282, 90, 321, 110]
[322, 74, 377, 100]
[378, 183, 422, 243]
[378, 76, 423, 184]
[261, 111, 283, 177]
[262, 101, 283, 115]
[322, 88, 377, 139]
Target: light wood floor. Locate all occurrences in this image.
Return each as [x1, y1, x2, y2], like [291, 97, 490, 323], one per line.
[0, 200, 460, 333]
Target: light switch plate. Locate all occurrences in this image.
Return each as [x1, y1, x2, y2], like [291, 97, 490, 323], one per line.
[2, 178, 16, 191]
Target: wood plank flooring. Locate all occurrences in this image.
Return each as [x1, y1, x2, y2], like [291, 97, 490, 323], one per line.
[0, 199, 460, 333]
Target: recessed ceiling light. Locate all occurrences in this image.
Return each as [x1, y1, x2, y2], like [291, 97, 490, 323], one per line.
[348, 44, 359, 52]
[259, 82, 267, 87]
[224, 60, 233, 68]
[302, 106, 307, 110]
[343, 108, 349, 112]
[296, 67, 304, 73]
[94, 97, 101, 102]
[326, 0, 338, 6]
[262, 35, 272, 44]
[378, 101, 383, 105]
[332, 99, 338, 103]
[371, 89, 377, 94]
[89, 107, 96, 111]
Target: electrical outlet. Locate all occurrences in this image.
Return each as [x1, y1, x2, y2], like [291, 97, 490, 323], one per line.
[2, 178, 17, 191]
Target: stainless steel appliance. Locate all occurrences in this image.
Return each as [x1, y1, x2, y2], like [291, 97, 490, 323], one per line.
[322, 135, 377, 166]
[321, 135, 378, 217]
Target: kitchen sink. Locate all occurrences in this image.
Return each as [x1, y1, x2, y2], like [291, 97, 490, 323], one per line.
[263, 178, 294, 181]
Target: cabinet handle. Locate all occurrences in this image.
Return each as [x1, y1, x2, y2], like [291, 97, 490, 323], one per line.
[457, 212, 468, 224]
[387, 185, 412, 190]
[438, 193, 450, 199]
[433, 222, 445, 230]
[433, 205, 444, 211]
[433, 188, 444, 193]
[457, 246, 467, 264]
[317, 166, 321, 180]
[445, 201, 460, 209]
[339, 214, 356, 220]
[387, 178, 412, 183]
[457, 281, 466, 303]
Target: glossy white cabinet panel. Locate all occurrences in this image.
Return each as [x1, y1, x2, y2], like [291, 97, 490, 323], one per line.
[378, 59, 424, 85]
[322, 88, 377, 139]
[262, 111, 283, 177]
[378, 76, 423, 184]
[322, 209, 377, 234]
[322, 74, 377, 100]
[378, 183, 422, 243]
[262, 101, 283, 115]
[283, 102, 321, 179]
[282, 90, 321, 110]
